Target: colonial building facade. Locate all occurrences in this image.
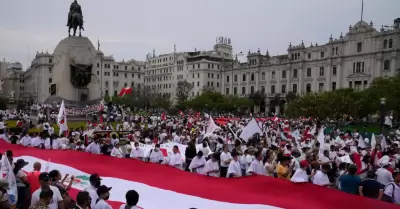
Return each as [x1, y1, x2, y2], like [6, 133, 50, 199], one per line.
[2, 18, 399, 108]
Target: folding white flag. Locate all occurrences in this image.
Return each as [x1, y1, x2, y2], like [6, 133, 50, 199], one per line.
[239, 118, 263, 141]
[358, 135, 366, 149]
[2, 153, 18, 204]
[205, 116, 220, 137]
[381, 135, 388, 150]
[370, 133, 376, 149]
[57, 100, 68, 136]
[317, 128, 325, 155]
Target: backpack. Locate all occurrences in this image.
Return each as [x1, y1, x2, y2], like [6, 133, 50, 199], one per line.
[382, 183, 396, 203]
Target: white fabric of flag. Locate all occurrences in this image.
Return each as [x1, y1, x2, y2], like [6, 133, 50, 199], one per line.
[57, 100, 68, 136]
[1, 153, 18, 204]
[205, 116, 221, 137]
[239, 118, 263, 141]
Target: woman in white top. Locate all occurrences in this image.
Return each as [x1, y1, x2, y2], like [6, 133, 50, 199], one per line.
[204, 153, 220, 177]
[111, 143, 124, 158]
[265, 151, 277, 177]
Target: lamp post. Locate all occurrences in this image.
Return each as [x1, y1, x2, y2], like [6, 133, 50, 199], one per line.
[380, 97, 386, 134]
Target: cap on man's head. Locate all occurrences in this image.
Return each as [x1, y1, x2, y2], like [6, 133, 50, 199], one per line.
[96, 185, 112, 196]
[15, 159, 29, 167]
[89, 173, 102, 182]
[39, 172, 50, 181]
[6, 150, 13, 157]
[0, 179, 10, 190]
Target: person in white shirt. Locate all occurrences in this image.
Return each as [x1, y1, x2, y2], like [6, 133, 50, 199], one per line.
[227, 152, 242, 178]
[52, 137, 61, 150]
[44, 137, 52, 149]
[86, 139, 101, 154]
[31, 172, 64, 209]
[19, 133, 31, 147]
[148, 144, 164, 164]
[31, 135, 42, 148]
[168, 145, 183, 169]
[85, 174, 102, 209]
[189, 151, 207, 175]
[220, 145, 232, 178]
[204, 153, 220, 177]
[376, 161, 394, 186]
[119, 190, 141, 209]
[110, 135, 119, 147]
[312, 164, 333, 187]
[291, 160, 316, 183]
[93, 185, 112, 209]
[110, 143, 124, 158]
[130, 142, 144, 160]
[247, 151, 266, 175]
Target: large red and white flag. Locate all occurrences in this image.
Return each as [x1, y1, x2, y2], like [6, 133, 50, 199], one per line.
[57, 100, 68, 136]
[0, 141, 396, 209]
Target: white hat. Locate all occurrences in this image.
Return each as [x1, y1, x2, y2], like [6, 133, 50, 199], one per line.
[364, 138, 369, 144]
[379, 155, 390, 166]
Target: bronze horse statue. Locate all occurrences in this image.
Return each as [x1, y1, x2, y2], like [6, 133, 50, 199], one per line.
[68, 12, 85, 37]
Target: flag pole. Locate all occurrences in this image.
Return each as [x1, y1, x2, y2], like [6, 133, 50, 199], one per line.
[361, 0, 364, 21]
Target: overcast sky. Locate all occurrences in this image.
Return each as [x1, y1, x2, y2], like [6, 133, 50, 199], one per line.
[0, 0, 398, 68]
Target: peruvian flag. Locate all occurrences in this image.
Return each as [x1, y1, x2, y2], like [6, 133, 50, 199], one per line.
[161, 112, 167, 121]
[57, 100, 68, 136]
[1, 141, 396, 209]
[118, 87, 133, 97]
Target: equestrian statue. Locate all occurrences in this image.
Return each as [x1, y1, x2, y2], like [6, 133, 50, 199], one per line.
[67, 0, 85, 36]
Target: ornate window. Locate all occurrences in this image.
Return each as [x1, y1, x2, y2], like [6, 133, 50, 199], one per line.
[384, 60, 391, 70]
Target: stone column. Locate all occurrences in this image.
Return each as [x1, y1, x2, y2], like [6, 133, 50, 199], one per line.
[326, 65, 331, 91]
[299, 68, 303, 93]
[336, 64, 342, 89]
[391, 57, 396, 77]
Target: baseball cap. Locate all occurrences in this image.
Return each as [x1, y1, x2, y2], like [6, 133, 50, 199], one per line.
[89, 173, 102, 182]
[15, 159, 29, 167]
[0, 179, 9, 190]
[96, 185, 112, 196]
[39, 172, 50, 181]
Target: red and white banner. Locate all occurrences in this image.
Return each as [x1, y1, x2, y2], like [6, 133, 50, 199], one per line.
[57, 100, 68, 136]
[0, 141, 395, 209]
[119, 87, 133, 97]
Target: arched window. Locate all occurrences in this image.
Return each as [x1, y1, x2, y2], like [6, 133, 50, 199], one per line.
[384, 60, 391, 70]
[293, 69, 298, 78]
[282, 70, 287, 79]
[389, 39, 393, 48]
[251, 73, 255, 81]
[384, 40, 388, 49]
[242, 74, 246, 82]
[271, 71, 276, 79]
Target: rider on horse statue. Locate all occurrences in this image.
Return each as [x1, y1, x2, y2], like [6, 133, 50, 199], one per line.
[67, 0, 84, 29]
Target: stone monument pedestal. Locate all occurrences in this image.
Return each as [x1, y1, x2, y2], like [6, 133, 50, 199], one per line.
[51, 36, 101, 101]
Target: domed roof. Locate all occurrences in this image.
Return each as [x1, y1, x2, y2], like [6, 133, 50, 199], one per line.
[8, 62, 23, 70]
[54, 36, 96, 56]
[350, 21, 376, 33]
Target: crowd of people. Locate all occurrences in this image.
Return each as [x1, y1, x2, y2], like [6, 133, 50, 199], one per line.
[1, 108, 400, 207]
[0, 155, 140, 209]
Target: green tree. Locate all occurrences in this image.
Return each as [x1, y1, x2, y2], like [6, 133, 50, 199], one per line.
[176, 80, 193, 105]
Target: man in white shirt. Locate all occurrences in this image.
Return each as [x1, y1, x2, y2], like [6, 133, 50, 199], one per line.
[220, 145, 232, 178]
[86, 139, 101, 154]
[130, 142, 144, 160]
[19, 132, 31, 147]
[227, 151, 242, 178]
[119, 190, 140, 209]
[247, 151, 266, 175]
[291, 160, 316, 183]
[189, 151, 207, 174]
[85, 173, 102, 209]
[168, 145, 183, 169]
[148, 144, 164, 164]
[31, 172, 64, 209]
[93, 185, 112, 209]
[376, 161, 394, 186]
[312, 164, 333, 187]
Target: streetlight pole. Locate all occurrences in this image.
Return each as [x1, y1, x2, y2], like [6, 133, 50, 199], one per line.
[380, 97, 386, 134]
